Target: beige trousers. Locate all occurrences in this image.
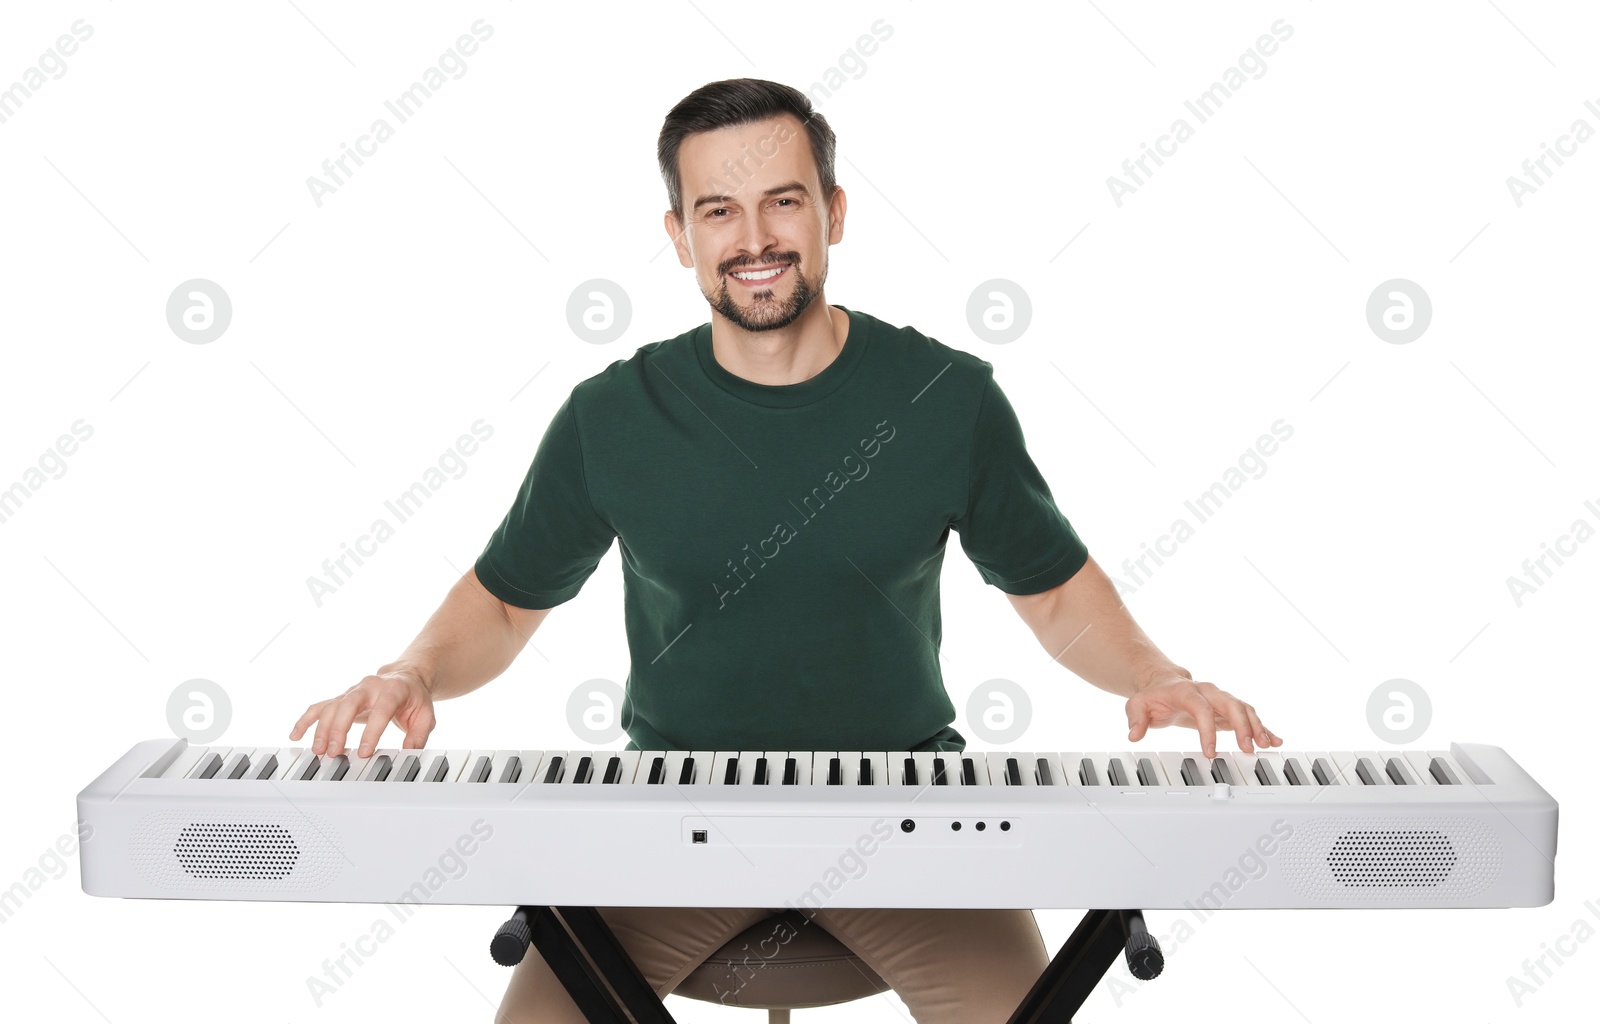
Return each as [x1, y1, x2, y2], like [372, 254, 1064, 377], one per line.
[495, 906, 1049, 1022]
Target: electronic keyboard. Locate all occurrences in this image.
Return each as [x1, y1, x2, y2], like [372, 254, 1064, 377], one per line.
[78, 738, 1556, 910]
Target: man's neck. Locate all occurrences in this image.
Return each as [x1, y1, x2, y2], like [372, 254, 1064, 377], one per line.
[709, 299, 847, 386]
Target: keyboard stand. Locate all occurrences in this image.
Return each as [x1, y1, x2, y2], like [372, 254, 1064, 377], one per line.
[489, 904, 1162, 1023]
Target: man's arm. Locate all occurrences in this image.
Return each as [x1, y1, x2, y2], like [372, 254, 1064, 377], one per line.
[1005, 554, 1281, 759]
[289, 567, 552, 760]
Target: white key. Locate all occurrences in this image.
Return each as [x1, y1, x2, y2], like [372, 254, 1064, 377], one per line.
[1351, 750, 1390, 785]
[358, 749, 399, 781]
[454, 750, 495, 783]
[858, 751, 889, 787]
[986, 752, 1031, 786]
[810, 752, 841, 786]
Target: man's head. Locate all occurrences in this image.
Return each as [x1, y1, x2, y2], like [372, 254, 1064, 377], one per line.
[659, 79, 846, 332]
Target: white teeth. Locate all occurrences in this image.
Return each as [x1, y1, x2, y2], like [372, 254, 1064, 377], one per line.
[732, 266, 786, 280]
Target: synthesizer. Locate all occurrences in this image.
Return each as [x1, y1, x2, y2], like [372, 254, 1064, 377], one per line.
[78, 738, 1556, 910]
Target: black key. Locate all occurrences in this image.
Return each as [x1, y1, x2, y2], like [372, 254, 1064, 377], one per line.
[574, 756, 593, 785]
[1210, 757, 1236, 785]
[1136, 757, 1158, 786]
[1005, 758, 1022, 786]
[1254, 759, 1281, 786]
[498, 756, 521, 784]
[1312, 757, 1339, 785]
[543, 755, 565, 784]
[1107, 758, 1129, 787]
[677, 757, 695, 785]
[647, 756, 665, 784]
[298, 756, 321, 781]
[194, 753, 223, 780]
[224, 754, 251, 780]
[1035, 757, 1054, 785]
[1385, 757, 1415, 786]
[903, 757, 918, 786]
[754, 756, 769, 785]
[932, 757, 947, 786]
[396, 755, 420, 782]
[1078, 757, 1099, 786]
[859, 757, 873, 785]
[253, 753, 279, 780]
[828, 757, 842, 785]
[961, 758, 977, 786]
[425, 755, 451, 782]
[327, 755, 350, 781]
[1354, 758, 1385, 785]
[601, 756, 620, 785]
[467, 755, 492, 783]
[1180, 758, 1205, 786]
[782, 757, 798, 785]
[1428, 757, 1460, 785]
[1282, 758, 1311, 786]
[723, 758, 739, 785]
[368, 754, 392, 782]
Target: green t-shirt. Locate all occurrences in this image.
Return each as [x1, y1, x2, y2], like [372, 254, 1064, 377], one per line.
[473, 305, 1089, 753]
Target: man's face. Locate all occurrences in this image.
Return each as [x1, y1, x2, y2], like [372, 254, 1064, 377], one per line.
[667, 114, 846, 332]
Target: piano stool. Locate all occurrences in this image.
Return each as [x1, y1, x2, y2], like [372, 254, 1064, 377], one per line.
[672, 909, 889, 1022]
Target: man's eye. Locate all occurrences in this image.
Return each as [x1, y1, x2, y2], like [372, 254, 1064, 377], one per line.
[775, 198, 796, 207]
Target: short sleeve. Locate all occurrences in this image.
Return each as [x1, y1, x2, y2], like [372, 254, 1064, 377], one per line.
[950, 371, 1089, 595]
[474, 394, 616, 608]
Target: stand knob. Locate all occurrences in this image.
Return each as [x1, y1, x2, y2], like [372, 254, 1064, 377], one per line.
[1123, 911, 1164, 980]
[491, 908, 534, 966]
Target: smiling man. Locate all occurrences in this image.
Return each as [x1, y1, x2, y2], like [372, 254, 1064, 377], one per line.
[290, 78, 1281, 1022]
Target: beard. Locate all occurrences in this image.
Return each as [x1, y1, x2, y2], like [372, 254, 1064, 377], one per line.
[704, 254, 824, 332]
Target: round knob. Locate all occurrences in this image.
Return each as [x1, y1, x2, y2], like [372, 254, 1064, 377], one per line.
[490, 914, 533, 966]
[1125, 928, 1164, 980]
[1211, 781, 1231, 801]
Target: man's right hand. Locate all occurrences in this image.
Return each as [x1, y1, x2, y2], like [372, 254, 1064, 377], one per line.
[289, 668, 437, 759]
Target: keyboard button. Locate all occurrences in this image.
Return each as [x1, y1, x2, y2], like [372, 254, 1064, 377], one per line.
[1385, 757, 1416, 785]
[1254, 758, 1282, 786]
[1180, 758, 1205, 786]
[1428, 756, 1461, 785]
[1078, 757, 1100, 786]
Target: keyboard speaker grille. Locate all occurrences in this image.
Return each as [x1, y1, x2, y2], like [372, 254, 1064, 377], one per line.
[130, 810, 343, 893]
[1281, 816, 1501, 902]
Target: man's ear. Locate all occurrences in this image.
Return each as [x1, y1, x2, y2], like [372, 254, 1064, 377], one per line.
[664, 210, 694, 268]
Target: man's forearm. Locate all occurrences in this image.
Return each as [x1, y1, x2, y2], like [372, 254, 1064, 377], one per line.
[1006, 554, 1189, 699]
[379, 568, 551, 701]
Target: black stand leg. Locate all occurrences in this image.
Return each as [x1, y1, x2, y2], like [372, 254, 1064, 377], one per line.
[491, 905, 678, 1023]
[1005, 909, 1163, 1024]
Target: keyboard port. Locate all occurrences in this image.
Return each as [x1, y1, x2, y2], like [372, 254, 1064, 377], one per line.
[691, 829, 708, 844]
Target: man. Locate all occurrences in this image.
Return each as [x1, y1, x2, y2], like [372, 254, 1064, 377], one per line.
[291, 78, 1282, 1022]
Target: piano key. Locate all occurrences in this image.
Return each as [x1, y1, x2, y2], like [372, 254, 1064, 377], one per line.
[709, 751, 739, 786]
[1355, 751, 1395, 785]
[158, 744, 212, 780]
[361, 751, 395, 782]
[834, 751, 865, 785]
[422, 753, 451, 783]
[826, 757, 843, 786]
[1398, 750, 1439, 786]
[1353, 756, 1388, 785]
[690, 751, 717, 785]
[1106, 756, 1130, 787]
[1224, 753, 1263, 787]
[1135, 756, 1165, 786]
[753, 756, 770, 785]
[1001, 754, 1025, 787]
[464, 754, 492, 783]
[1427, 754, 1462, 785]
[962, 756, 989, 786]
[782, 752, 814, 786]
[782, 757, 799, 785]
[1155, 752, 1191, 789]
[1078, 756, 1101, 786]
[193, 751, 225, 780]
[812, 753, 840, 786]
[1310, 756, 1340, 786]
[245, 748, 283, 780]
[320, 755, 351, 781]
[646, 755, 666, 784]
[677, 755, 696, 786]
[726, 751, 760, 786]
[1281, 756, 1315, 786]
[612, 751, 643, 784]
[1252, 755, 1283, 786]
[1427, 748, 1484, 784]
[931, 756, 949, 786]
[541, 754, 566, 784]
[659, 751, 695, 786]
[907, 752, 938, 789]
[1209, 756, 1237, 786]
[1108, 752, 1146, 787]
[861, 752, 889, 787]
[450, 750, 492, 783]
[1180, 757, 1206, 786]
[1323, 751, 1361, 786]
[1384, 756, 1418, 785]
[217, 750, 252, 780]
[902, 755, 919, 786]
[390, 753, 420, 782]
[1034, 754, 1065, 787]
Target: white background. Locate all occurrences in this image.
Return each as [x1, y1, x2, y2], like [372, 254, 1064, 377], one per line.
[1, 1, 1594, 1021]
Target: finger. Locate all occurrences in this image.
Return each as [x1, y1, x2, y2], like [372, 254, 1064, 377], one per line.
[357, 695, 402, 758]
[1126, 697, 1149, 742]
[290, 701, 327, 741]
[401, 704, 436, 750]
[1221, 698, 1254, 754]
[1187, 696, 1218, 759]
[320, 688, 374, 759]
[1243, 705, 1270, 747]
